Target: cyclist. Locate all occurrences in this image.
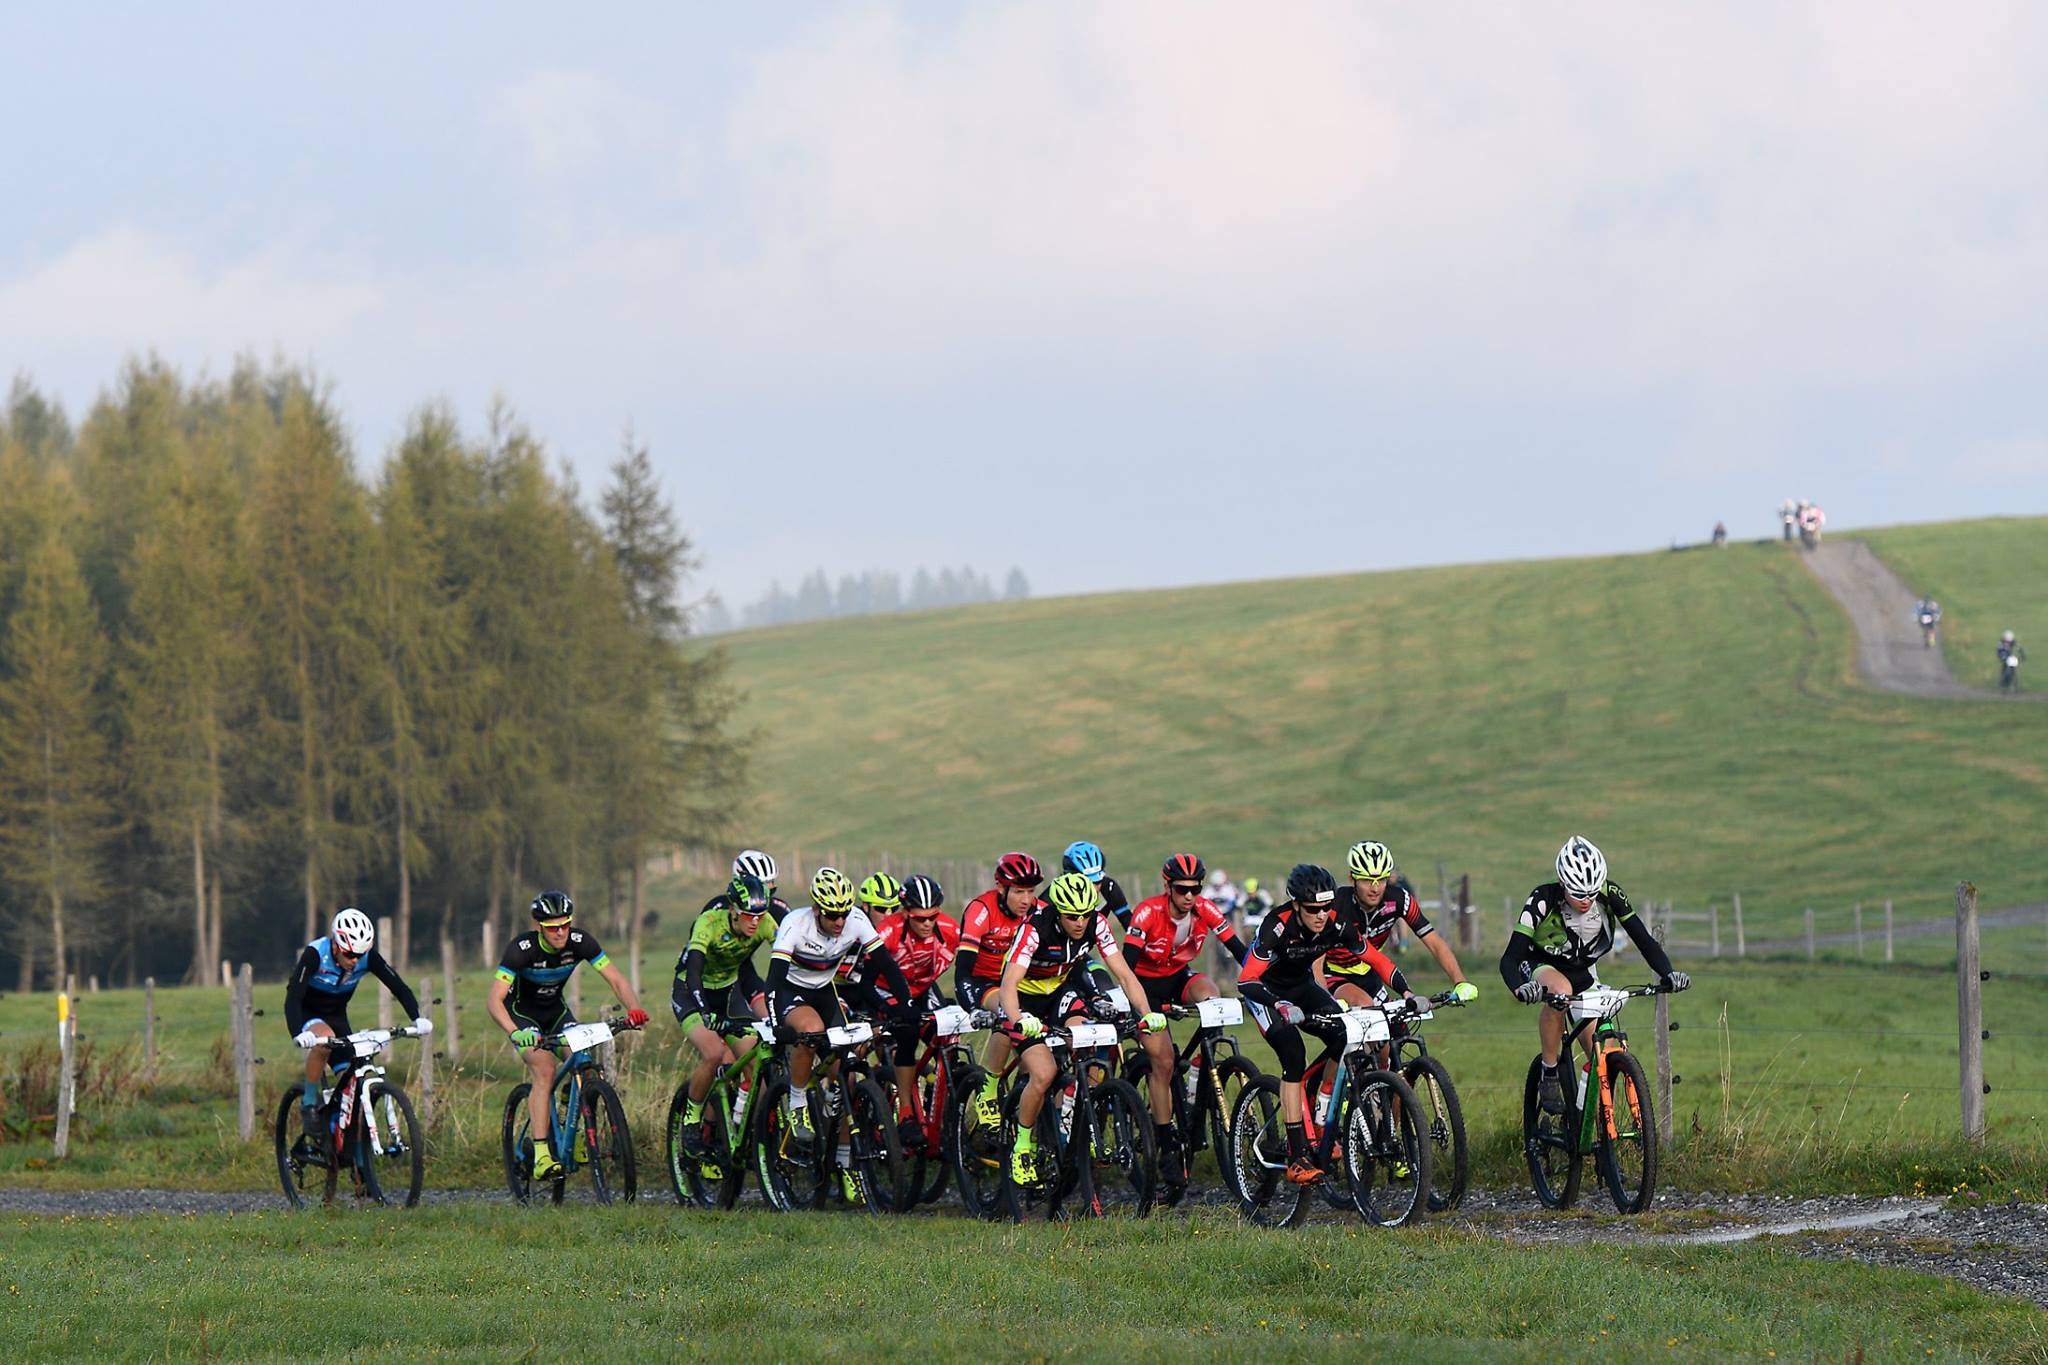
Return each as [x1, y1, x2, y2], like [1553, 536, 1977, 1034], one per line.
[996, 871, 1170, 1184]
[285, 908, 431, 1161]
[764, 868, 913, 1153]
[1062, 840, 1133, 928]
[1499, 836, 1688, 1116]
[1999, 631, 2025, 692]
[671, 873, 778, 1156]
[734, 849, 792, 913]
[955, 852, 1046, 1127]
[872, 873, 961, 1146]
[1236, 864, 1401, 1185]
[1327, 840, 1479, 1010]
[487, 890, 650, 1181]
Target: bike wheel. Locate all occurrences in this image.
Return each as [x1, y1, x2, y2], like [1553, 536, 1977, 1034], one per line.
[273, 1085, 320, 1210]
[581, 1077, 637, 1205]
[845, 1076, 907, 1214]
[1206, 1056, 1260, 1204]
[949, 1064, 1007, 1221]
[1119, 1051, 1184, 1208]
[908, 1055, 953, 1207]
[1522, 1056, 1582, 1210]
[667, 1082, 741, 1210]
[753, 1073, 826, 1213]
[1403, 1055, 1468, 1213]
[1596, 1049, 1658, 1214]
[501, 1083, 537, 1205]
[364, 1082, 424, 1208]
[1343, 1068, 1431, 1227]
[1228, 1075, 1308, 1229]
[1080, 1077, 1157, 1218]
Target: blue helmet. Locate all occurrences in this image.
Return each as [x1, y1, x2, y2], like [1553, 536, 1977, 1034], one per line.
[1061, 840, 1106, 884]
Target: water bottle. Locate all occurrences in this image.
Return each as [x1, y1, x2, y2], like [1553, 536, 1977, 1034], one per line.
[1182, 1057, 1203, 1108]
[1057, 1086, 1076, 1140]
[730, 1074, 752, 1129]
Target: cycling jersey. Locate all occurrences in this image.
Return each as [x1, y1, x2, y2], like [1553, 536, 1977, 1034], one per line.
[876, 912, 961, 998]
[284, 937, 421, 1035]
[770, 905, 884, 989]
[682, 901, 778, 991]
[1004, 905, 1125, 995]
[495, 928, 609, 1023]
[1498, 879, 1672, 991]
[1325, 883, 1433, 974]
[1123, 894, 1244, 977]
[1100, 875, 1133, 929]
[1236, 903, 1393, 996]
[960, 889, 1032, 980]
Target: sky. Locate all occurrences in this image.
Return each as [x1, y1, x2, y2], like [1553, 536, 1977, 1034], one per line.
[4, 3, 2045, 608]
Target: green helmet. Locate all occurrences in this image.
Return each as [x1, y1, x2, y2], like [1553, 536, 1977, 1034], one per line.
[1347, 840, 1395, 881]
[858, 872, 904, 911]
[810, 867, 857, 914]
[1046, 871, 1103, 918]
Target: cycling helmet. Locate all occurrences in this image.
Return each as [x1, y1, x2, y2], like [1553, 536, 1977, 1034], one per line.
[859, 872, 904, 912]
[2003, 630, 2017, 643]
[1285, 864, 1338, 907]
[1046, 872, 1103, 918]
[994, 852, 1044, 888]
[1555, 836, 1607, 899]
[530, 889, 575, 924]
[810, 867, 857, 914]
[1161, 852, 1206, 885]
[331, 908, 375, 954]
[1061, 840, 1107, 884]
[1347, 840, 1395, 881]
[903, 874, 945, 911]
[733, 849, 778, 886]
[727, 873, 771, 913]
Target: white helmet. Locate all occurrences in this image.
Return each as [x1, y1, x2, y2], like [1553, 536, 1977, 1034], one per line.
[331, 908, 375, 954]
[2003, 630, 2016, 643]
[733, 849, 777, 886]
[1555, 837, 1607, 899]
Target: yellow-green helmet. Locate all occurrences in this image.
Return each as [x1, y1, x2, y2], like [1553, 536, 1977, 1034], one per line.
[1347, 840, 1395, 881]
[859, 872, 903, 911]
[810, 867, 857, 914]
[1046, 871, 1103, 917]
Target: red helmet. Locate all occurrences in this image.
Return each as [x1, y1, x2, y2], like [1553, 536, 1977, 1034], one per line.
[1161, 853, 1206, 885]
[994, 852, 1044, 888]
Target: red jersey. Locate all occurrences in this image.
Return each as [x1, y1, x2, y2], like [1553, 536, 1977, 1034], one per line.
[1123, 894, 1241, 978]
[960, 888, 1031, 980]
[877, 912, 961, 997]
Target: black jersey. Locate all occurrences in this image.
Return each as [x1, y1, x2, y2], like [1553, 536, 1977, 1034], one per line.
[495, 927, 610, 1020]
[1499, 879, 1672, 988]
[1237, 903, 1364, 994]
[1004, 905, 1125, 995]
[284, 937, 420, 1034]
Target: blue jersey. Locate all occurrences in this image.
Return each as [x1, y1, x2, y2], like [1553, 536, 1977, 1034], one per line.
[284, 937, 418, 1034]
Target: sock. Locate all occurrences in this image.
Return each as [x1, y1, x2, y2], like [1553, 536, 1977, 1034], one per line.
[979, 1072, 1000, 1100]
[1154, 1121, 1175, 1147]
[789, 1086, 809, 1113]
[1015, 1124, 1036, 1152]
[1285, 1121, 1308, 1161]
[1540, 1061, 1558, 1077]
[683, 1098, 704, 1124]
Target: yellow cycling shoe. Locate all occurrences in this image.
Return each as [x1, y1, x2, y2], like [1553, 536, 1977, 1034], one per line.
[532, 1145, 562, 1181]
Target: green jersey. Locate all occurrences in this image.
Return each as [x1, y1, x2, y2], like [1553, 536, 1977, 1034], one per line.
[684, 904, 778, 990]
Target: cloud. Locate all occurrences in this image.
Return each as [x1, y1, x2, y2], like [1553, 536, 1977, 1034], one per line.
[483, 68, 683, 183]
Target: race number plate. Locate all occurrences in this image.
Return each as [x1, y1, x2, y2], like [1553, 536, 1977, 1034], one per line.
[557, 1022, 613, 1052]
[1568, 987, 1629, 1022]
[825, 1022, 874, 1047]
[1067, 1022, 1119, 1048]
[931, 1005, 975, 1039]
[1339, 1010, 1390, 1048]
[1194, 998, 1244, 1028]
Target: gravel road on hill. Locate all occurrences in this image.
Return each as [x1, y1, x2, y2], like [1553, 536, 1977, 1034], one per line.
[1802, 540, 2035, 700]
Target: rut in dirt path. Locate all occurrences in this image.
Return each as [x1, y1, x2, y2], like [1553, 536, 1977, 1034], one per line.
[1801, 540, 2036, 701]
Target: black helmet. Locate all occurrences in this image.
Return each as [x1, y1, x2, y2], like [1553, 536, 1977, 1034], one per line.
[1285, 864, 1337, 907]
[903, 874, 945, 910]
[727, 873, 770, 913]
[530, 889, 575, 923]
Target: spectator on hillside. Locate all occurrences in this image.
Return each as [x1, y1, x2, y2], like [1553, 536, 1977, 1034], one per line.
[1712, 521, 1727, 547]
[1207, 868, 1242, 915]
[1798, 501, 1825, 547]
[1780, 499, 1798, 542]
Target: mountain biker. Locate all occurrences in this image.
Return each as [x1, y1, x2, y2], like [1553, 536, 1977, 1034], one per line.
[733, 849, 792, 914]
[1237, 864, 1402, 1185]
[1062, 840, 1133, 928]
[956, 852, 1046, 1128]
[1499, 837, 1688, 1117]
[488, 890, 650, 1181]
[764, 868, 913, 1154]
[1327, 841, 1478, 1010]
[872, 873, 961, 1146]
[996, 871, 1170, 1184]
[1915, 599, 1943, 646]
[285, 908, 430, 1159]
[672, 873, 778, 1156]
[1999, 631, 2025, 691]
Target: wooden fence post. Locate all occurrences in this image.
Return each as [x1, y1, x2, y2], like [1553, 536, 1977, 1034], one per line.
[220, 959, 232, 989]
[377, 918, 395, 1032]
[54, 978, 76, 1159]
[1458, 874, 1475, 953]
[1733, 893, 1745, 957]
[1505, 895, 1515, 944]
[143, 977, 157, 1083]
[440, 936, 461, 1063]
[1804, 907, 1815, 962]
[1652, 929, 1674, 1143]
[234, 963, 255, 1140]
[481, 921, 497, 973]
[570, 964, 583, 1018]
[1956, 882, 1985, 1142]
[1854, 903, 1864, 958]
[417, 1024, 435, 1127]
[1710, 905, 1721, 957]
[1885, 900, 1894, 963]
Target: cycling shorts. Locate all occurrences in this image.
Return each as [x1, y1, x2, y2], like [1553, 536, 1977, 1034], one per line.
[1532, 960, 1601, 995]
[1011, 985, 1091, 1053]
[291, 1013, 355, 1073]
[1244, 980, 1341, 1083]
[771, 979, 845, 1031]
[677, 978, 764, 1035]
[1135, 967, 1196, 1012]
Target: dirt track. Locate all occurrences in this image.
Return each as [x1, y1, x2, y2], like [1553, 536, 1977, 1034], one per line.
[1802, 541, 2033, 700]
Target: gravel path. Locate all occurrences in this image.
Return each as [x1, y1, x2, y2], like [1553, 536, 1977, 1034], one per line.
[1801, 540, 2035, 701]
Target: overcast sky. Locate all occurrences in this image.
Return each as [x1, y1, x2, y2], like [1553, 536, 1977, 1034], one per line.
[4, 3, 2044, 606]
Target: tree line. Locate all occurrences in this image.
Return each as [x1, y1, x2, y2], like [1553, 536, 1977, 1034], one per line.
[0, 362, 745, 990]
[703, 564, 1029, 633]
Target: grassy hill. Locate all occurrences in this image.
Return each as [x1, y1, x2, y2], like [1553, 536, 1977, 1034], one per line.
[714, 518, 2048, 954]
[1858, 517, 2048, 690]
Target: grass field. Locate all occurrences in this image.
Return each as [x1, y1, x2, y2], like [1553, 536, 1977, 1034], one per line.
[711, 519, 2048, 959]
[1858, 518, 2048, 690]
[2, 1204, 2044, 1361]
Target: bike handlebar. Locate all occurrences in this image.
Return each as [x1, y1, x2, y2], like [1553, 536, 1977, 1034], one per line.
[296, 1024, 429, 1052]
[538, 1013, 645, 1047]
[1542, 981, 1683, 1011]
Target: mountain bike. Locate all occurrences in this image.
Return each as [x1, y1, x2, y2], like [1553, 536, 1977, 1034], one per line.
[1377, 989, 1472, 1212]
[1118, 996, 1262, 1206]
[664, 1015, 776, 1209]
[753, 1014, 905, 1214]
[1228, 1007, 1431, 1229]
[501, 1015, 641, 1205]
[276, 1025, 426, 1209]
[1522, 982, 1674, 1214]
[888, 1004, 991, 1208]
[993, 1013, 1157, 1222]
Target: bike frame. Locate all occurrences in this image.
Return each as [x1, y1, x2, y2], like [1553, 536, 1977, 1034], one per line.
[700, 1021, 774, 1156]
